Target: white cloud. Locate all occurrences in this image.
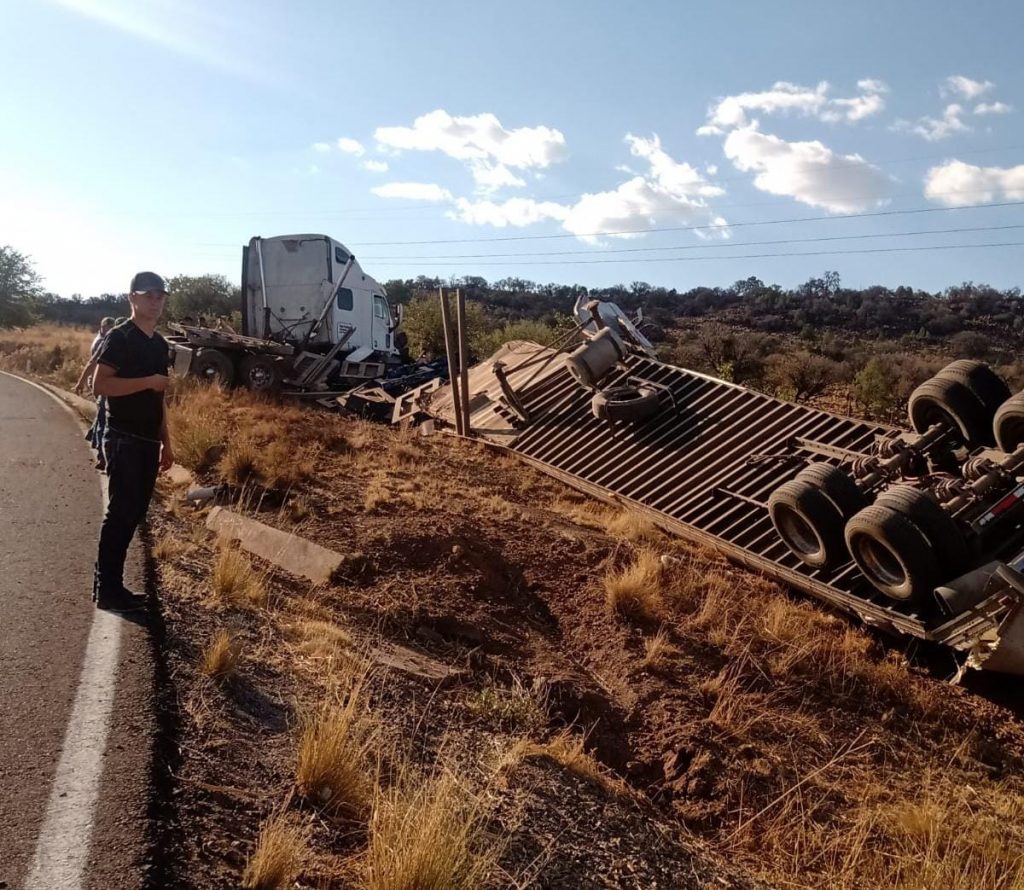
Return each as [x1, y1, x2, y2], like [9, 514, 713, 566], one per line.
[857, 78, 889, 94]
[374, 110, 567, 172]
[450, 133, 727, 240]
[449, 197, 568, 228]
[469, 161, 526, 192]
[924, 160, 1024, 206]
[361, 159, 389, 173]
[722, 124, 891, 213]
[894, 103, 971, 141]
[974, 101, 1013, 116]
[312, 142, 331, 153]
[699, 79, 887, 134]
[370, 182, 453, 202]
[336, 137, 365, 156]
[942, 75, 994, 100]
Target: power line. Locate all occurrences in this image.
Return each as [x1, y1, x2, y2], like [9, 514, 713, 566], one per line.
[372, 240, 1024, 267]
[361, 223, 1024, 260]
[347, 201, 1024, 247]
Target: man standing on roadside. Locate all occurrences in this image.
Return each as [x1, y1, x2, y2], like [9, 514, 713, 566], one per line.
[91, 273, 175, 613]
[75, 315, 115, 468]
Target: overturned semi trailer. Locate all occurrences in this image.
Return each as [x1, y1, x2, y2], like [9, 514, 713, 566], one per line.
[402, 338, 1024, 676]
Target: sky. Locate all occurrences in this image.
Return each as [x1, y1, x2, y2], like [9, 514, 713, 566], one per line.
[1, 0, 1022, 298]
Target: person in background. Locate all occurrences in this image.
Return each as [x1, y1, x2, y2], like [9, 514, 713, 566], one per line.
[91, 274, 174, 613]
[75, 316, 115, 469]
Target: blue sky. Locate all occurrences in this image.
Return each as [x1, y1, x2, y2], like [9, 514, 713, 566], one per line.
[2, 0, 1022, 297]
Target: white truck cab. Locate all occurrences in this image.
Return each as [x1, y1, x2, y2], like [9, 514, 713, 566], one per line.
[242, 234, 400, 359]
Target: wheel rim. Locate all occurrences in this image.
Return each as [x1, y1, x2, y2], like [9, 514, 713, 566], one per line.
[249, 366, 272, 389]
[854, 536, 907, 591]
[201, 364, 219, 381]
[776, 506, 823, 558]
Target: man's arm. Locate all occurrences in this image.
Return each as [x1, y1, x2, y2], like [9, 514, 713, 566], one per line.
[74, 356, 99, 394]
[159, 399, 174, 472]
[92, 363, 168, 397]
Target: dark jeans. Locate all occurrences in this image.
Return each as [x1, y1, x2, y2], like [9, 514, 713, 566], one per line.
[94, 429, 160, 595]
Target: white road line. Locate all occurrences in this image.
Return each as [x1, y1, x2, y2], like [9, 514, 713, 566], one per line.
[4, 373, 126, 890]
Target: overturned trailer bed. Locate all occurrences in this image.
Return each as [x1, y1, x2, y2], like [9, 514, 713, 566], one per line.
[411, 341, 1024, 675]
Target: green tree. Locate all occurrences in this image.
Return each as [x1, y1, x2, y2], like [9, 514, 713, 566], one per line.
[401, 295, 492, 359]
[0, 245, 42, 328]
[165, 274, 238, 322]
[853, 357, 900, 418]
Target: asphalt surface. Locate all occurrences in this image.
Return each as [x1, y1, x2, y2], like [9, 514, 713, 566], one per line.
[0, 373, 152, 890]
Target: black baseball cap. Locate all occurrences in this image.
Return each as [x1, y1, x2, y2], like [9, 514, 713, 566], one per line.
[130, 271, 169, 294]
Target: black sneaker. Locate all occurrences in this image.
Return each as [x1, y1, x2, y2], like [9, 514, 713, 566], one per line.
[95, 587, 147, 613]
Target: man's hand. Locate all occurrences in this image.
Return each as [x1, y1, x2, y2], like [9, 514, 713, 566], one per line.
[147, 374, 169, 393]
[159, 443, 175, 473]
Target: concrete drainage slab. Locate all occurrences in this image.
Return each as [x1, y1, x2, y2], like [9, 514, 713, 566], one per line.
[206, 506, 344, 585]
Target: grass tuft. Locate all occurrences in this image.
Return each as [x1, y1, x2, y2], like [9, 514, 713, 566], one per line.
[603, 549, 664, 623]
[295, 692, 376, 819]
[366, 770, 493, 890]
[502, 730, 629, 798]
[642, 626, 678, 669]
[211, 547, 267, 608]
[199, 629, 240, 681]
[241, 812, 308, 890]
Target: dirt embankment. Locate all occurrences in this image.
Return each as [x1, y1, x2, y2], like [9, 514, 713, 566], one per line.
[145, 382, 1024, 889]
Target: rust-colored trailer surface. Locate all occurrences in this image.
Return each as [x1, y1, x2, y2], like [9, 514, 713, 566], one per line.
[415, 341, 1024, 674]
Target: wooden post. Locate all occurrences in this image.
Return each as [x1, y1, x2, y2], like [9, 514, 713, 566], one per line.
[438, 287, 464, 435]
[456, 288, 472, 436]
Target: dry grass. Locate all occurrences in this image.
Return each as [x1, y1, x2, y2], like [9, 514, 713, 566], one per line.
[211, 547, 267, 608]
[605, 509, 662, 543]
[603, 548, 664, 623]
[366, 770, 494, 890]
[199, 629, 240, 681]
[218, 436, 261, 485]
[152, 532, 187, 561]
[465, 678, 545, 731]
[0, 324, 93, 389]
[241, 812, 308, 890]
[502, 730, 630, 798]
[167, 381, 231, 470]
[641, 626, 678, 669]
[295, 692, 376, 818]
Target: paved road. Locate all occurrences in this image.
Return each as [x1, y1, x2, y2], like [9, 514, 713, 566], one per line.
[0, 373, 152, 890]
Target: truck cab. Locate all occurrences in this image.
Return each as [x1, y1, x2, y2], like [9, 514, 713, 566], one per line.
[242, 234, 400, 361]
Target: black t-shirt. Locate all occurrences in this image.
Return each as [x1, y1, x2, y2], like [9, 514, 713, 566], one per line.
[97, 321, 170, 441]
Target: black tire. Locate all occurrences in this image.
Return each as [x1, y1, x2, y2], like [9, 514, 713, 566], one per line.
[239, 353, 282, 393]
[591, 385, 661, 423]
[768, 478, 848, 570]
[192, 348, 235, 387]
[908, 376, 993, 447]
[845, 503, 940, 604]
[936, 360, 1011, 416]
[795, 463, 867, 518]
[994, 392, 1024, 453]
[873, 485, 969, 577]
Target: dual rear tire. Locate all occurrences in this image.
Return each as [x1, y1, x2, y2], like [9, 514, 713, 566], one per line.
[768, 463, 866, 571]
[908, 360, 1010, 448]
[844, 486, 967, 605]
[190, 349, 282, 392]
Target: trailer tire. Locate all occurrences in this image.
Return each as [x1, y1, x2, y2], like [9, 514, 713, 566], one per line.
[239, 354, 282, 393]
[993, 392, 1024, 453]
[192, 348, 235, 387]
[908, 376, 993, 447]
[768, 478, 848, 571]
[873, 485, 968, 577]
[935, 360, 1011, 416]
[795, 462, 867, 518]
[845, 504, 939, 604]
[591, 385, 661, 424]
